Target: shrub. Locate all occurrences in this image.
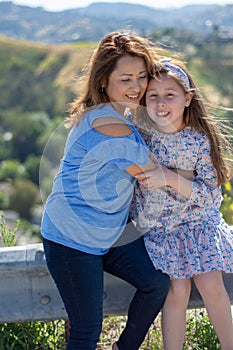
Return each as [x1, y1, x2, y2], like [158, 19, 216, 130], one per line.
[9, 179, 39, 220]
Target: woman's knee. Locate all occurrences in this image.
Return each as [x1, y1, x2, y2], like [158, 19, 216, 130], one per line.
[145, 270, 170, 299]
[157, 271, 170, 297]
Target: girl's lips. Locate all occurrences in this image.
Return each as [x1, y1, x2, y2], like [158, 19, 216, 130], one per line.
[157, 111, 170, 117]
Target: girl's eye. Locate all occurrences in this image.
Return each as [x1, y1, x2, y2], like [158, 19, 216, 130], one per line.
[139, 75, 147, 79]
[122, 79, 130, 83]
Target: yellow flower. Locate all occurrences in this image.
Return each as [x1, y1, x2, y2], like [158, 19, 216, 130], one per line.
[225, 183, 232, 191]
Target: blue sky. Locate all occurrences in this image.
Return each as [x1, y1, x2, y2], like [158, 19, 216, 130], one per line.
[1, 0, 232, 11]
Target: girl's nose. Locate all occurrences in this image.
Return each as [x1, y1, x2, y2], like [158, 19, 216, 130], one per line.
[157, 97, 166, 105]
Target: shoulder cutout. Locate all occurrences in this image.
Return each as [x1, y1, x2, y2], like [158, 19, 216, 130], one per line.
[92, 116, 133, 137]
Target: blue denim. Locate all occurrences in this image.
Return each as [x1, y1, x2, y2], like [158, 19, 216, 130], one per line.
[43, 236, 169, 350]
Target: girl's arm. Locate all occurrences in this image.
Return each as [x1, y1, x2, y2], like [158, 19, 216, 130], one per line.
[135, 165, 193, 199]
[136, 134, 221, 205]
[186, 136, 221, 208]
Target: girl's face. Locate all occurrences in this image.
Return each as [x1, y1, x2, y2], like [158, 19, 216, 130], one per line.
[146, 73, 192, 133]
[105, 54, 148, 106]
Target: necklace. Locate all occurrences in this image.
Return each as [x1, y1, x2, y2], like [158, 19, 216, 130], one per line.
[124, 107, 133, 123]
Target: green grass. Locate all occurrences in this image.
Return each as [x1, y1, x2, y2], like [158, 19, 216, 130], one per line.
[0, 309, 221, 349]
[97, 309, 220, 349]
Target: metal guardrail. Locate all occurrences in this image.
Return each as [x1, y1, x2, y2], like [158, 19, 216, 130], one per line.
[0, 243, 232, 323]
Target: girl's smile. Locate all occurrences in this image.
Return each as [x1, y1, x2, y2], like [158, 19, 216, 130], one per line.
[146, 74, 192, 133]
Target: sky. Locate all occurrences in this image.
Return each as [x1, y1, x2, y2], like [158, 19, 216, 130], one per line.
[1, 0, 232, 11]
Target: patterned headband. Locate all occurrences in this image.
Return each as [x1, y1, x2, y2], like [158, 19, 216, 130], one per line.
[159, 58, 190, 89]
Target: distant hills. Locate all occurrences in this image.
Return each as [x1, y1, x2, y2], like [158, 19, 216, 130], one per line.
[0, 1, 233, 43]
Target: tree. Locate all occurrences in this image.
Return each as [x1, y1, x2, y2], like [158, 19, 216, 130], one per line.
[9, 179, 39, 220]
[24, 155, 41, 185]
[0, 159, 25, 181]
[2, 111, 50, 162]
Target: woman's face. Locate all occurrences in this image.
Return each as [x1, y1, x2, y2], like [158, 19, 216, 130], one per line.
[105, 55, 148, 106]
[146, 73, 192, 133]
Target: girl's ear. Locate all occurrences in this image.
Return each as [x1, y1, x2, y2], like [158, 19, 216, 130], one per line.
[185, 92, 193, 107]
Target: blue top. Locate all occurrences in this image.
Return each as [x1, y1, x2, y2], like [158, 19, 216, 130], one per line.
[41, 104, 149, 255]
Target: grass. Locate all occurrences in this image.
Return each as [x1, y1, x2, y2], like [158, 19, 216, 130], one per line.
[0, 308, 221, 349]
[97, 308, 220, 349]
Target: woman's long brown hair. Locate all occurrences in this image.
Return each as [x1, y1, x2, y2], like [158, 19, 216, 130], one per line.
[65, 30, 161, 128]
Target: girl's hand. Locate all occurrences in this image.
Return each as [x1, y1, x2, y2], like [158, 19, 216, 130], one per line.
[135, 166, 193, 198]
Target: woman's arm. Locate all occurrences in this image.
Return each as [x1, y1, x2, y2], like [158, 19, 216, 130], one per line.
[92, 116, 157, 177]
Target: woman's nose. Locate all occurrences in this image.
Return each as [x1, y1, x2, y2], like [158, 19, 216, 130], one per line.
[132, 80, 140, 91]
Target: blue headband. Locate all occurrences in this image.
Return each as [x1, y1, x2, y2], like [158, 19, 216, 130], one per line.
[159, 58, 190, 89]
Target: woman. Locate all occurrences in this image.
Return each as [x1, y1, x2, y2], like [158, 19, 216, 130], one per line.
[41, 30, 170, 350]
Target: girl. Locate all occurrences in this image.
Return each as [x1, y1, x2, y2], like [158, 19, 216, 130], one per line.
[131, 58, 233, 349]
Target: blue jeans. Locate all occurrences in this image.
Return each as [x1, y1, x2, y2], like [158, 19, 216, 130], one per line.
[43, 235, 169, 350]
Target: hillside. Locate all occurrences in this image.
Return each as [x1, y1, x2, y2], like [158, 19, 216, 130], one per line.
[0, 32, 232, 119]
[0, 35, 97, 116]
[0, 1, 233, 43]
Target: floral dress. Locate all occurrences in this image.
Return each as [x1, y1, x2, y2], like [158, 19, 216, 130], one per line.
[130, 126, 233, 279]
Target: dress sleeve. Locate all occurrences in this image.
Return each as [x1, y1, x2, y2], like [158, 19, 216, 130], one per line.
[188, 134, 222, 208]
[135, 126, 152, 145]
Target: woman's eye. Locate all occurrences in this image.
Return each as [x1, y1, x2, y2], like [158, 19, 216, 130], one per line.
[122, 79, 130, 83]
[139, 75, 147, 79]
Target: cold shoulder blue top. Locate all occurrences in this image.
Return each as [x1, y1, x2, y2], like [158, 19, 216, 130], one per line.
[41, 104, 149, 254]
